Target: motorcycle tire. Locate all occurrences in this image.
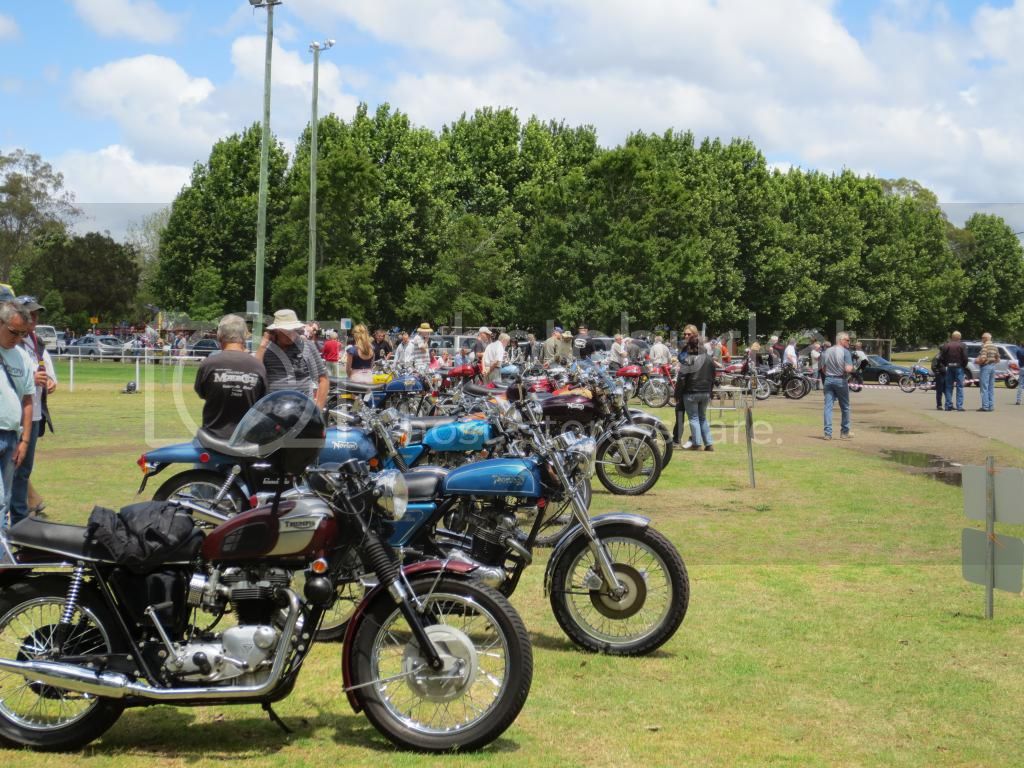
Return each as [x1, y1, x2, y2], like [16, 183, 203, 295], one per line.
[1006, 376, 1019, 390]
[152, 469, 249, 518]
[783, 377, 809, 400]
[595, 434, 662, 496]
[349, 575, 532, 752]
[639, 378, 671, 409]
[548, 523, 689, 656]
[0, 577, 127, 751]
[898, 375, 917, 393]
[628, 415, 673, 469]
[751, 377, 772, 400]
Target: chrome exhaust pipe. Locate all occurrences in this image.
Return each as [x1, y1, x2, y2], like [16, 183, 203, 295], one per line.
[0, 590, 302, 702]
[442, 548, 507, 589]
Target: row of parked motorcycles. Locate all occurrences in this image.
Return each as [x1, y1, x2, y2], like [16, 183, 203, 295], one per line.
[0, 366, 688, 753]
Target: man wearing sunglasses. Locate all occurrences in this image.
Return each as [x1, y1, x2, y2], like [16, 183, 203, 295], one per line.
[0, 299, 35, 530]
[255, 309, 328, 408]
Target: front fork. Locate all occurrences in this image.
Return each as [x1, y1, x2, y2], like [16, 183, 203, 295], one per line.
[559, 460, 625, 599]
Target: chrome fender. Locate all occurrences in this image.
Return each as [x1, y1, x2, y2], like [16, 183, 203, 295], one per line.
[542, 512, 650, 596]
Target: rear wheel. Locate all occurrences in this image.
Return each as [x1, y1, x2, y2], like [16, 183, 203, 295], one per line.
[638, 378, 671, 408]
[0, 578, 126, 751]
[783, 376, 809, 400]
[152, 469, 248, 518]
[349, 576, 532, 752]
[595, 434, 661, 495]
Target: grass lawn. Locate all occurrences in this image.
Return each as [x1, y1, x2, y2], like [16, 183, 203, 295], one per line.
[5, 360, 1024, 767]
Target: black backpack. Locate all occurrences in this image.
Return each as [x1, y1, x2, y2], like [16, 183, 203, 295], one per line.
[87, 501, 202, 574]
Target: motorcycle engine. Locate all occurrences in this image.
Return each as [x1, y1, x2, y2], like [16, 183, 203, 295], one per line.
[448, 499, 526, 568]
[164, 566, 293, 683]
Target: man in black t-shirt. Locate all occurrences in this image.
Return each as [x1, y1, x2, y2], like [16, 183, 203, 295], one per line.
[574, 324, 596, 360]
[372, 328, 392, 361]
[194, 315, 267, 438]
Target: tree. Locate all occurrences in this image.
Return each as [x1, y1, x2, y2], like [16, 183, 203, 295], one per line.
[957, 214, 1024, 338]
[0, 150, 79, 285]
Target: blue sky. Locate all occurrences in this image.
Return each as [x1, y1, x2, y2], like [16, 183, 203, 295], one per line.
[2, 0, 1024, 236]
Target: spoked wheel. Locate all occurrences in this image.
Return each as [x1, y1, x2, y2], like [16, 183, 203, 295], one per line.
[595, 435, 662, 495]
[152, 470, 248, 518]
[783, 376, 810, 399]
[549, 524, 689, 655]
[751, 376, 772, 400]
[639, 378, 671, 408]
[349, 575, 532, 752]
[898, 375, 917, 393]
[0, 578, 126, 751]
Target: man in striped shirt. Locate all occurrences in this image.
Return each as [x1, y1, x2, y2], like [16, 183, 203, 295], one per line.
[976, 333, 999, 412]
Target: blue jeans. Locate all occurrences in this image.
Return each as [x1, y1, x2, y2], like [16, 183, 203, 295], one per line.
[9, 421, 39, 526]
[944, 366, 964, 410]
[0, 430, 20, 530]
[979, 365, 996, 410]
[823, 377, 850, 437]
[683, 393, 713, 447]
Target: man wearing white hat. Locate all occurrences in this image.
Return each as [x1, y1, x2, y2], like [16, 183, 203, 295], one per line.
[408, 322, 432, 368]
[471, 327, 492, 363]
[256, 309, 328, 407]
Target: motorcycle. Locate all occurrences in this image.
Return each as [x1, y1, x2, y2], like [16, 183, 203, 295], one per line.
[0, 392, 532, 752]
[899, 357, 935, 393]
[614, 362, 672, 408]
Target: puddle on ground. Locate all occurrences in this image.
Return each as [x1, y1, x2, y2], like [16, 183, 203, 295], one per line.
[876, 425, 924, 435]
[880, 449, 962, 486]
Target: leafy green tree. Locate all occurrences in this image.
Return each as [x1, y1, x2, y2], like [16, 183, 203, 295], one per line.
[0, 150, 79, 285]
[957, 214, 1024, 338]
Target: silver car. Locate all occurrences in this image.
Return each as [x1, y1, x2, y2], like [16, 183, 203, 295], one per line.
[964, 341, 1020, 386]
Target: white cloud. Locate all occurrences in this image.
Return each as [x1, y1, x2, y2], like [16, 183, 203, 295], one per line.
[288, 0, 515, 62]
[56, 145, 189, 238]
[70, 55, 228, 165]
[0, 13, 18, 40]
[70, 0, 183, 44]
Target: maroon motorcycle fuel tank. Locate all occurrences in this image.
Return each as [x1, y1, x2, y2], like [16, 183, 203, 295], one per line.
[201, 497, 337, 561]
[540, 393, 597, 426]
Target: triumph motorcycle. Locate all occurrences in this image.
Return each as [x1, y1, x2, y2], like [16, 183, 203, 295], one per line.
[0, 392, 532, 753]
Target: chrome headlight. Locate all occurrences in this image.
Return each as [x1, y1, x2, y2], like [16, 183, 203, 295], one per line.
[566, 435, 597, 478]
[371, 469, 408, 520]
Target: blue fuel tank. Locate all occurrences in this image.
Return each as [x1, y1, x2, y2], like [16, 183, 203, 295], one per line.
[442, 457, 542, 499]
[422, 419, 493, 453]
[319, 426, 377, 464]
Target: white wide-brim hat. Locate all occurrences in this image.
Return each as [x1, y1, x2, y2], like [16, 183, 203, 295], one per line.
[267, 309, 305, 331]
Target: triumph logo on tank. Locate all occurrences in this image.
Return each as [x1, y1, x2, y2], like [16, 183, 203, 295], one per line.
[492, 475, 526, 488]
[213, 372, 261, 386]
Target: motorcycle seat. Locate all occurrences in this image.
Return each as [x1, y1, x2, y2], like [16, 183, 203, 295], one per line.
[406, 415, 460, 431]
[463, 382, 500, 397]
[195, 428, 264, 459]
[334, 380, 387, 394]
[403, 466, 448, 501]
[6, 517, 110, 561]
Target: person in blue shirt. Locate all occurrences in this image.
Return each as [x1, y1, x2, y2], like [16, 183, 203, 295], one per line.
[0, 300, 36, 529]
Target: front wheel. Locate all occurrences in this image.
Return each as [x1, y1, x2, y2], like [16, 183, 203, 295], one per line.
[152, 469, 248, 518]
[549, 524, 689, 655]
[0, 577, 127, 751]
[349, 576, 533, 752]
[783, 376, 809, 400]
[898, 375, 916, 393]
[639, 378, 671, 408]
[595, 434, 661, 495]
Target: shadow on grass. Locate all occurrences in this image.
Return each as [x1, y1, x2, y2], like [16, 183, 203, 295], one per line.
[528, 630, 676, 659]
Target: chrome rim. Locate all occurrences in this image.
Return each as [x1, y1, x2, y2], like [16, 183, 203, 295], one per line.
[368, 591, 511, 735]
[561, 536, 672, 647]
[167, 480, 242, 517]
[601, 438, 657, 489]
[0, 598, 112, 730]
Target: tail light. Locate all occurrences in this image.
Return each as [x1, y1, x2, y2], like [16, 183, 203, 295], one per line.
[1011, 362, 1020, 373]
[137, 454, 148, 474]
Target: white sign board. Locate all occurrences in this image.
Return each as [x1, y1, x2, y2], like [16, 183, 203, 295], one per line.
[962, 528, 1024, 593]
[339, 318, 353, 330]
[962, 465, 1024, 524]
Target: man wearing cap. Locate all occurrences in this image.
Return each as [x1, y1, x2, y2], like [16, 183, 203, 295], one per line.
[471, 327, 492, 363]
[409, 323, 432, 368]
[574, 324, 596, 360]
[256, 309, 328, 407]
[0, 298, 34, 530]
[10, 297, 57, 524]
[540, 327, 562, 366]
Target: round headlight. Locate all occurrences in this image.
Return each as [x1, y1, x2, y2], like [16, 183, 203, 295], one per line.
[567, 436, 597, 478]
[372, 469, 408, 520]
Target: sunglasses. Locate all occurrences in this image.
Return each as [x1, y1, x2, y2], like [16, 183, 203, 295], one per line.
[3, 324, 29, 338]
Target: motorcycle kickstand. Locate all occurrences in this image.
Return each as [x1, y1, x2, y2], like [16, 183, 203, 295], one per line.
[262, 702, 294, 735]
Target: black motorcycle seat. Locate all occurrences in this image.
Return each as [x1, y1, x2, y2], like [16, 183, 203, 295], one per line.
[334, 380, 387, 394]
[7, 517, 109, 561]
[195, 428, 263, 459]
[406, 415, 460, 431]
[403, 466, 448, 501]
[463, 382, 500, 397]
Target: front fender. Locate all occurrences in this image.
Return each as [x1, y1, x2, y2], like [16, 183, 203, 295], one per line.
[600, 423, 656, 448]
[340, 559, 477, 712]
[542, 512, 650, 596]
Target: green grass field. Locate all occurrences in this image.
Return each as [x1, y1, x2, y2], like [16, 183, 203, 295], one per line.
[5, 360, 1024, 767]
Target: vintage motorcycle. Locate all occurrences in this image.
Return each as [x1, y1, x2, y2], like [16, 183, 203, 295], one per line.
[0, 392, 532, 752]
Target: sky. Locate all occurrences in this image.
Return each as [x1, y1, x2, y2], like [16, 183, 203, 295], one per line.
[2, 0, 1024, 238]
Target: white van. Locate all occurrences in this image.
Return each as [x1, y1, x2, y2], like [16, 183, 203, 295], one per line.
[35, 325, 58, 351]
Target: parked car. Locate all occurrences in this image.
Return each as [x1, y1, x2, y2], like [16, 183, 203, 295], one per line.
[859, 355, 912, 385]
[34, 325, 58, 352]
[55, 331, 67, 354]
[188, 338, 221, 357]
[67, 334, 123, 359]
[964, 341, 1020, 386]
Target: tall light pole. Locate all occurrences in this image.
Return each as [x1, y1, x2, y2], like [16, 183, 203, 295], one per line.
[307, 38, 334, 323]
[249, 0, 280, 338]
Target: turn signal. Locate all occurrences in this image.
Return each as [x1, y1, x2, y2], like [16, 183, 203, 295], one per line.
[199, 452, 210, 464]
[137, 455, 148, 475]
[310, 558, 329, 575]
